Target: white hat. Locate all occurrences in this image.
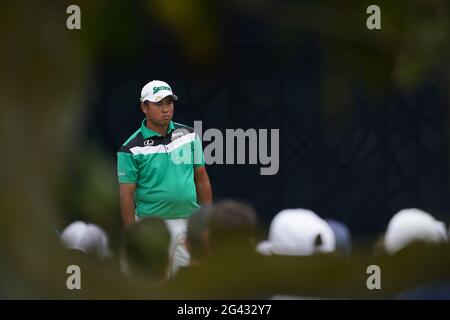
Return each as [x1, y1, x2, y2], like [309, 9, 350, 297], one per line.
[61, 221, 110, 258]
[384, 208, 448, 254]
[140, 80, 179, 103]
[256, 209, 336, 256]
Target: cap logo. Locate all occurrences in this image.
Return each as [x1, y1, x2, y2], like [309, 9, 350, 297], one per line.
[144, 139, 154, 146]
[153, 86, 171, 94]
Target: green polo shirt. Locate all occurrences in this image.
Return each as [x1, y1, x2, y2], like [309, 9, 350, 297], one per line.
[117, 119, 205, 219]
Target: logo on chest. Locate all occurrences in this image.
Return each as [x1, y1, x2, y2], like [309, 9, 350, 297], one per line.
[144, 139, 154, 146]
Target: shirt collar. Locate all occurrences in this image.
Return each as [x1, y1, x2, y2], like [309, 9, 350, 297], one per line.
[141, 118, 175, 139]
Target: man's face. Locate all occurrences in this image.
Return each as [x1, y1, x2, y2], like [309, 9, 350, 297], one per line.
[142, 96, 174, 127]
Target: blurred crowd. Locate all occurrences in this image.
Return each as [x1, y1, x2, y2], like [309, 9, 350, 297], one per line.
[58, 201, 450, 299]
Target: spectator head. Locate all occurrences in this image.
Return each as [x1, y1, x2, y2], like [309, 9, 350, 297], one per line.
[187, 200, 259, 261]
[60, 221, 110, 259]
[120, 217, 171, 282]
[256, 209, 336, 256]
[187, 205, 210, 263]
[384, 208, 447, 254]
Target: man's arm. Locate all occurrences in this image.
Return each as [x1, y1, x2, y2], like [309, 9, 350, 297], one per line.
[119, 183, 137, 227]
[194, 166, 212, 205]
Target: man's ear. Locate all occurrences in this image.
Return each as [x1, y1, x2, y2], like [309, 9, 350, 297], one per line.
[140, 102, 147, 114]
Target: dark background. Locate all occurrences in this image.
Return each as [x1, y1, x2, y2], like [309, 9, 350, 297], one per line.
[81, 0, 450, 237]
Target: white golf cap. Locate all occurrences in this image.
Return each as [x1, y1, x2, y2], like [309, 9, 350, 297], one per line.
[140, 80, 179, 103]
[61, 221, 110, 258]
[256, 209, 336, 256]
[384, 208, 448, 254]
